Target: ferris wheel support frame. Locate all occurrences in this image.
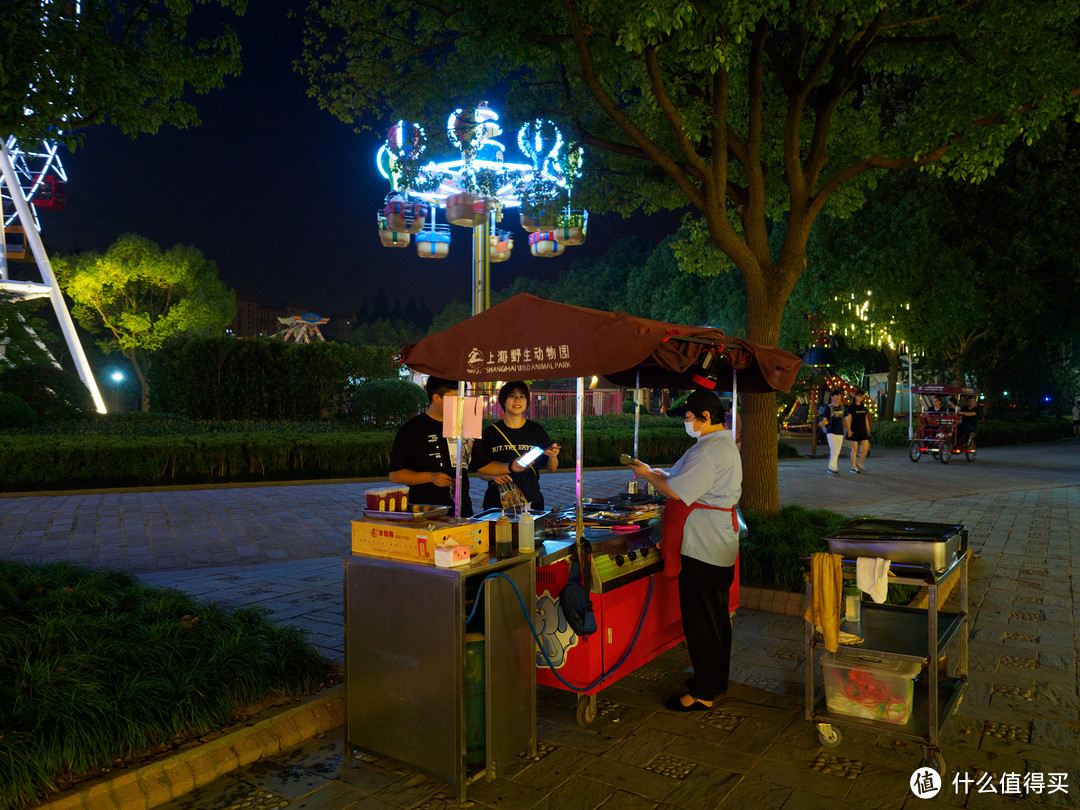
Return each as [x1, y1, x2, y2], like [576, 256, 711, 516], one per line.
[0, 141, 107, 413]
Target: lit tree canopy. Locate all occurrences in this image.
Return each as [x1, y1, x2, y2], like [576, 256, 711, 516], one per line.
[1, 0, 247, 147]
[52, 234, 236, 410]
[297, 0, 1080, 511]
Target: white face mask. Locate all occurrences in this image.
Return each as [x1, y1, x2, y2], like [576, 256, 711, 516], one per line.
[684, 420, 702, 438]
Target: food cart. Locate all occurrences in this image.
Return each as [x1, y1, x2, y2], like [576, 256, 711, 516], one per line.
[397, 294, 800, 714]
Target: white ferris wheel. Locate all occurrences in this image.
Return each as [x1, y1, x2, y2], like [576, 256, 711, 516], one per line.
[1, 135, 107, 412]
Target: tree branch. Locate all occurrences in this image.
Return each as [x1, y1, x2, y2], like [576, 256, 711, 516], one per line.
[560, 0, 705, 210]
[643, 45, 711, 180]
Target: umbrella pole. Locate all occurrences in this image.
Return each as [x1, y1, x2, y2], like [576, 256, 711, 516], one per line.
[633, 368, 641, 459]
[454, 381, 465, 517]
[731, 368, 738, 445]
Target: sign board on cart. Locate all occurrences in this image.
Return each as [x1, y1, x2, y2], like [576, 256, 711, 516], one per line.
[351, 517, 488, 564]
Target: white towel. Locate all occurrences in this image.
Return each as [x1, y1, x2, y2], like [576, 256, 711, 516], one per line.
[856, 556, 890, 604]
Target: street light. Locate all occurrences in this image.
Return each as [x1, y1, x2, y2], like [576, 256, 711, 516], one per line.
[107, 369, 124, 413]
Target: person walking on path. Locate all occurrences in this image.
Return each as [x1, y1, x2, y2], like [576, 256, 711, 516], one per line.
[1072, 397, 1080, 439]
[844, 389, 872, 473]
[820, 390, 846, 475]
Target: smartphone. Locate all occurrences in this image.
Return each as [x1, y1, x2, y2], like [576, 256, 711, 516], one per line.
[517, 446, 544, 467]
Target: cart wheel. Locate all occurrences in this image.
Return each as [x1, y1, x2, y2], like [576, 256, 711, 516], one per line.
[965, 437, 976, 462]
[908, 441, 921, 462]
[921, 747, 946, 778]
[576, 695, 597, 727]
[817, 724, 842, 748]
[938, 441, 952, 464]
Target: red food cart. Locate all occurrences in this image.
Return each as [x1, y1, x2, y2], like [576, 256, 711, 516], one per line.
[399, 293, 801, 724]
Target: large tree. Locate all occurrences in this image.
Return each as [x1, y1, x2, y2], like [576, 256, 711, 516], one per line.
[52, 234, 236, 410]
[1, 0, 246, 146]
[297, 0, 1079, 511]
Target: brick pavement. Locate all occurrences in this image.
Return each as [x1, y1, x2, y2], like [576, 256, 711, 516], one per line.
[4, 440, 1079, 808]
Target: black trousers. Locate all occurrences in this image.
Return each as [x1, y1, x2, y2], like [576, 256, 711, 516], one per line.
[678, 555, 735, 701]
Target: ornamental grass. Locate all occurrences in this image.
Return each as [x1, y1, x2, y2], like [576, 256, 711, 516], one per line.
[0, 561, 327, 810]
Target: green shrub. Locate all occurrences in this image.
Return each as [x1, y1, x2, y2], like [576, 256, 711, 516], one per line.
[347, 379, 426, 428]
[0, 560, 326, 808]
[0, 365, 94, 422]
[0, 392, 36, 429]
[149, 336, 397, 421]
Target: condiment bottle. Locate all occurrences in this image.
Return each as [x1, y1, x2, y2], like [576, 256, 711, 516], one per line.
[495, 514, 513, 559]
[844, 585, 862, 624]
[518, 506, 534, 553]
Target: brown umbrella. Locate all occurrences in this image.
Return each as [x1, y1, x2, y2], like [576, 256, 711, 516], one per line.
[399, 294, 801, 393]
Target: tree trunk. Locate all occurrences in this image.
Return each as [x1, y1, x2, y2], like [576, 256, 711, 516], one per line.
[883, 345, 899, 421]
[739, 275, 790, 515]
[124, 349, 150, 412]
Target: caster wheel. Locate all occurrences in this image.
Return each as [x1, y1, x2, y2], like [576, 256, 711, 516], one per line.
[921, 747, 946, 778]
[817, 724, 841, 748]
[576, 695, 597, 727]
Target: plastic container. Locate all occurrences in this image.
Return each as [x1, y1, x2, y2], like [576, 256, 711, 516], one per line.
[844, 585, 862, 624]
[518, 509, 535, 553]
[495, 514, 513, 559]
[821, 650, 920, 725]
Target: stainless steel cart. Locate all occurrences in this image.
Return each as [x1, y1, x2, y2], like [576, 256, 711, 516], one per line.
[804, 523, 968, 775]
[344, 552, 536, 802]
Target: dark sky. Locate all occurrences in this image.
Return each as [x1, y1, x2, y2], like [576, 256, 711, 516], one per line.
[34, 2, 679, 321]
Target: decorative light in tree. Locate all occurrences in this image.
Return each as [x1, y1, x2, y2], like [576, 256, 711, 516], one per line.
[374, 102, 587, 316]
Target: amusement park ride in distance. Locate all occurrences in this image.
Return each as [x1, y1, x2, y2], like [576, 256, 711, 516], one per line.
[0, 135, 107, 413]
[376, 102, 588, 317]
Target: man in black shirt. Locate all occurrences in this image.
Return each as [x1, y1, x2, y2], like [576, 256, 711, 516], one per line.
[389, 376, 522, 517]
[957, 396, 979, 449]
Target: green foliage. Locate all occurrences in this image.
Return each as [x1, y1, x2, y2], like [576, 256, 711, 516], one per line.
[0, 292, 56, 369]
[0, 1, 246, 148]
[0, 560, 324, 808]
[52, 235, 236, 410]
[347, 318, 426, 350]
[347, 379, 427, 427]
[0, 393, 36, 429]
[149, 336, 393, 420]
[0, 365, 94, 422]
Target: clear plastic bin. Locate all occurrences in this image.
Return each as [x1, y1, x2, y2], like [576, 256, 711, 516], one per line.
[822, 650, 920, 725]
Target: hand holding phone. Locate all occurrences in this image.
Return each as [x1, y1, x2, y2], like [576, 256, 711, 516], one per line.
[517, 446, 544, 467]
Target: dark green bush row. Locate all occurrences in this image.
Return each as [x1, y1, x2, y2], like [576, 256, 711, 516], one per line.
[0, 561, 326, 809]
[0, 414, 801, 491]
[149, 337, 397, 421]
[870, 416, 1072, 447]
[741, 505, 919, 604]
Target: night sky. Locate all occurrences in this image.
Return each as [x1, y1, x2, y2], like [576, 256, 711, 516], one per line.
[33, 2, 679, 322]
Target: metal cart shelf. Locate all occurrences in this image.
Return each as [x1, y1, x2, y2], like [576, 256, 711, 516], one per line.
[804, 547, 968, 774]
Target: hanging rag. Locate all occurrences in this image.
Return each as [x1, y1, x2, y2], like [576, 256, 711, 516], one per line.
[856, 556, 891, 604]
[660, 498, 738, 577]
[803, 552, 844, 653]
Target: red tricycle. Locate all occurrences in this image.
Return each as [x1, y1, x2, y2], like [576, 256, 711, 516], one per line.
[909, 384, 978, 464]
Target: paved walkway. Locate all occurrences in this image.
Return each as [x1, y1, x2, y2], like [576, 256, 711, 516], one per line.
[3, 440, 1079, 808]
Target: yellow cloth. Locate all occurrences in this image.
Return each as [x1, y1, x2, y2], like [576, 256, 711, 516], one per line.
[804, 552, 844, 653]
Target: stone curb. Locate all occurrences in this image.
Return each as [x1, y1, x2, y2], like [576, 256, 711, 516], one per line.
[739, 586, 805, 617]
[33, 686, 344, 810]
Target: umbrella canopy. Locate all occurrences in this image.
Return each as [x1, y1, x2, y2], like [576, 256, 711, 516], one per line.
[399, 294, 801, 393]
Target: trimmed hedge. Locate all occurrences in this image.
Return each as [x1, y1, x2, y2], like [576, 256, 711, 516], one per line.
[0, 413, 808, 491]
[870, 416, 1072, 448]
[0, 366, 94, 422]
